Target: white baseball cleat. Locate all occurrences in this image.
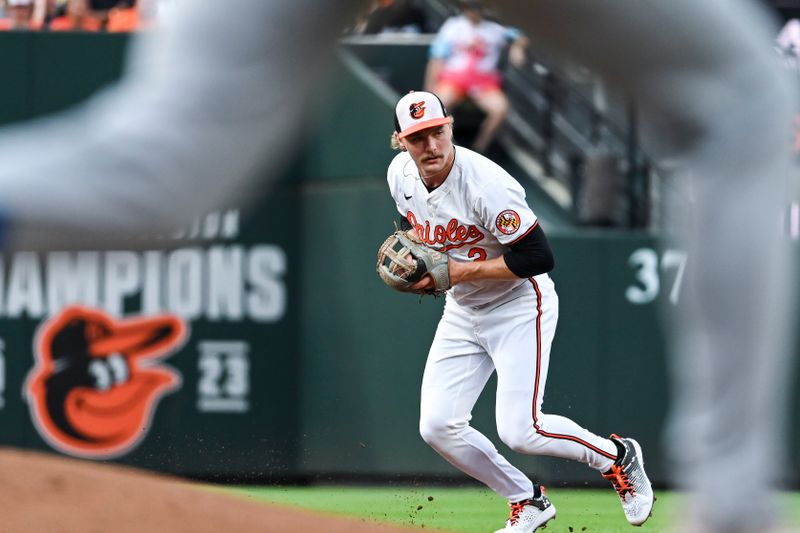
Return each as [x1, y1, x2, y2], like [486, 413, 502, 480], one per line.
[602, 434, 655, 526]
[494, 490, 556, 532]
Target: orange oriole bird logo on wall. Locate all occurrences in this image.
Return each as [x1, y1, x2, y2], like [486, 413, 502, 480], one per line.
[25, 305, 186, 459]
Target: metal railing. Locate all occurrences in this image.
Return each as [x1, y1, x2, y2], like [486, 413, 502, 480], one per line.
[501, 57, 654, 228]
[419, 0, 655, 228]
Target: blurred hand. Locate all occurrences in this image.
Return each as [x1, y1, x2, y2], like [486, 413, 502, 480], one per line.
[508, 38, 528, 68]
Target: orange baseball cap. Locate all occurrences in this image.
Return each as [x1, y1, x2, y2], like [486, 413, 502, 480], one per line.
[394, 91, 453, 138]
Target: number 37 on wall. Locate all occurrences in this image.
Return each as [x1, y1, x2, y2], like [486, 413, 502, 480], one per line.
[625, 247, 688, 305]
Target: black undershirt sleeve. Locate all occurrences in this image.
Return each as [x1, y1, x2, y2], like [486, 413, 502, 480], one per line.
[502, 224, 555, 278]
[399, 217, 412, 231]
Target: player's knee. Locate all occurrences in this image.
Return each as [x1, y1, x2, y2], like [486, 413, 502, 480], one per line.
[419, 415, 463, 450]
[497, 426, 537, 454]
[419, 421, 444, 449]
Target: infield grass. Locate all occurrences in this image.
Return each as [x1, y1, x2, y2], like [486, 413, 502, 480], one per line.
[224, 485, 800, 532]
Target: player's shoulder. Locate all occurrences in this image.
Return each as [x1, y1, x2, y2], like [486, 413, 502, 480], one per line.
[454, 146, 516, 187]
[389, 150, 411, 166]
[387, 151, 416, 185]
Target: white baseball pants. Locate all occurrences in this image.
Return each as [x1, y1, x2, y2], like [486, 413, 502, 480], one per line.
[419, 278, 618, 502]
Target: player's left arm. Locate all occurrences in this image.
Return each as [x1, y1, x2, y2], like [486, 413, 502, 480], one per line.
[410, 223, 553, 290]
[448, 223, 553, 284]
[445, 171, 551, 285]
[409, 170, 552, 290]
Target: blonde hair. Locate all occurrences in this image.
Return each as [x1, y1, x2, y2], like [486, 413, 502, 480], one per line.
[390, 132, 406, 151]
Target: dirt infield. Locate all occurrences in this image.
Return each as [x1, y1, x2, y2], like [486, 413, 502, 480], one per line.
[0, 448, 436, 533]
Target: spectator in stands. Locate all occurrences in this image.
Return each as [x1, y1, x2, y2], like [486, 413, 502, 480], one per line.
[354, 0, 428, 36]
[34, 0, 64, 29]
[49, 0, 101, 30]
[0, 0, 41, 30]
[424, 0, 527, 154]
[49, 0, 136, 31]
[105, 1, 139, 32]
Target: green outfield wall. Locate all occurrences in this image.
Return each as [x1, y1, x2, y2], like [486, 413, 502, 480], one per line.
[0, 32, 796, 488]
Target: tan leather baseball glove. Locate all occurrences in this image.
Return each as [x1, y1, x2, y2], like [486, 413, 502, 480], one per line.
[376, 230, 451, 296]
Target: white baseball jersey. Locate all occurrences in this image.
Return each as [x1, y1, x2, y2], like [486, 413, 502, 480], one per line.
[387, 145, 546, 308]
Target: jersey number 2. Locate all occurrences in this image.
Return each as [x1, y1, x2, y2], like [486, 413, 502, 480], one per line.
[468, 248, 487, 261]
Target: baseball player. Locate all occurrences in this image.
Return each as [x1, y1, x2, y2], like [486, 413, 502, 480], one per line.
[386, 90, 654, 532]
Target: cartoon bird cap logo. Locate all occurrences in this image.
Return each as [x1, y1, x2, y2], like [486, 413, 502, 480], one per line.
[409, 101, 426, 120]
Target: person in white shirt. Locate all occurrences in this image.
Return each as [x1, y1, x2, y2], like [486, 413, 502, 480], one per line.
[424, 0, 527, 154]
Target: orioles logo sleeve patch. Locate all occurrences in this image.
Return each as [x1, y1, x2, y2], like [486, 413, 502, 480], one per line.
[496, 209, 521, 235]
[24, 305, 186, 459]
[409, 101, 426, 119]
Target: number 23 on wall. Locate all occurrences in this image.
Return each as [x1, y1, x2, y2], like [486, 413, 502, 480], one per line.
[626, 247, 688, 305]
